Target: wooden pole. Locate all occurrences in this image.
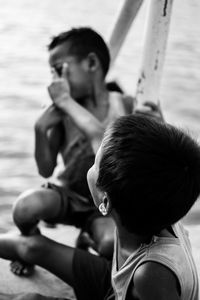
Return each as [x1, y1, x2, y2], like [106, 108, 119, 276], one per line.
[136, 0, 174, 106]
[108, 0, 144, 66]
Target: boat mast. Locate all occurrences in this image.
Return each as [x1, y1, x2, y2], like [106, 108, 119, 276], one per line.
[108, 0, 174, 107]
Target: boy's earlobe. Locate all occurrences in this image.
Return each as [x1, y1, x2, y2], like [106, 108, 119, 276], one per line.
[98, 193, 112, 216]
[99, 202, 108, 216]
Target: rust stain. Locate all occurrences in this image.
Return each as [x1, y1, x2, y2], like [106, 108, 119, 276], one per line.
[141, 71, 146, 79]
[163, 0, 168, 17]
[137, 71, 145, 86]
[154, 50, 160, 70]
[137, 71, 146, 95]
[154, 58, 158, 70]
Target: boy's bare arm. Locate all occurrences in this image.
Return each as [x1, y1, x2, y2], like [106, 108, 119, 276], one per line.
[132, 262, 180, 300]
[34, 105, 64, 178]
[48, 64, 104, 153]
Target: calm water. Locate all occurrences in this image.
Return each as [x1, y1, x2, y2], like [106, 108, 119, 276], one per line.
[0, 0, 200, 229]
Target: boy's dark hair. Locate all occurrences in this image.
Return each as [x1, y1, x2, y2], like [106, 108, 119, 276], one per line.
[97, 115, 200, 235]
[48, 27, 110, 77]
[106, 81, 124, 94]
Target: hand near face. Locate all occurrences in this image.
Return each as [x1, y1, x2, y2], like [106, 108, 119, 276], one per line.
[48, 63, 71, 111]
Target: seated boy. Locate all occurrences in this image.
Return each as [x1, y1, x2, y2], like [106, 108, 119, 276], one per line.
[11, 27, 134, 276]
[0, 114, 199, 299]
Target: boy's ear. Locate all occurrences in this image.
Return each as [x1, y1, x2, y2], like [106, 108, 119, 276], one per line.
[98, 193, 112, 216]
[86, 52, 99, 72]
[103, 192, 112, 214]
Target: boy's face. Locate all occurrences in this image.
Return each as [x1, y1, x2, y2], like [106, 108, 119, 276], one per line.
[87, 143, 105, 208]
[49, 42, 92, 102]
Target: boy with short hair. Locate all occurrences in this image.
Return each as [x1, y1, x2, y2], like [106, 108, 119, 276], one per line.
[0, 114, 199, 299]
[86, 114, 200, 299]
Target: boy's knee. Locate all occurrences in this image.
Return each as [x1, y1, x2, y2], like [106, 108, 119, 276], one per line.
[13, 190, 39, 224]
[96, 233, 114, 259]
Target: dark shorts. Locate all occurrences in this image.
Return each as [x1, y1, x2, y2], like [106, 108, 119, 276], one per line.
[73, 248, 114, 300]
[42, 182, 101, 229]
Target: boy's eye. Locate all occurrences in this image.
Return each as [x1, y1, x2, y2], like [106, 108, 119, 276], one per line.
[55, 65, 62, 77]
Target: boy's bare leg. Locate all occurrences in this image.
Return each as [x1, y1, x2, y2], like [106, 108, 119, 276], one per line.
[11, 188, 63, 276]
[0, 233, 75, 287]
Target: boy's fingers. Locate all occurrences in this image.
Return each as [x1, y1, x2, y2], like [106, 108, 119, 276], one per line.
[62, 62, 69, 78]
[143, 101, 159, 111]
[135, 106, 151, 113]
[51, 68, 59, 80]
[62, 63, 70, 91]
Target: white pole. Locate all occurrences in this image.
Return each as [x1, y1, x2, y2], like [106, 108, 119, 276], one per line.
[136, 0, 174, 106]
[108, 0, 144, 66]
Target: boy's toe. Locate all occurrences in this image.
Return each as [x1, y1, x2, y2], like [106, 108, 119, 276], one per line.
[10, 260, 34, 276]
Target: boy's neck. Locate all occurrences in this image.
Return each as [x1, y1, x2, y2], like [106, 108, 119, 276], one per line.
[85, 83, 110, 121]
[117, 226, 152, 254]
[116, 222, 175, 268]
[115, 219, 152, 268]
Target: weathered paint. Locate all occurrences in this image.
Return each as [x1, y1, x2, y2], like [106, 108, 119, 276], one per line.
[136, 0, 174, 108]
[163, 0, 169, 17]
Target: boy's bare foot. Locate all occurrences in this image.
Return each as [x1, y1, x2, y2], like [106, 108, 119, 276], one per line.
[10, 260, 34, 276]
[9, 227, 40, 276]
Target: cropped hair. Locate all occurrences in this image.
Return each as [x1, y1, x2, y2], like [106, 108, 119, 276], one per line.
[97, 115, 200, 235]
[48, 27, 110, 77]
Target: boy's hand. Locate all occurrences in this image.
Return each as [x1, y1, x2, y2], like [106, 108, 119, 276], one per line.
[35, 104, 64, 132]
[134, 101, 164, 122]
[48, 63, 71, 111]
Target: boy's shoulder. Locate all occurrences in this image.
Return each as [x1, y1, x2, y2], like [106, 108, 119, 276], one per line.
[108, 91, 136, 115]
[132, 261, 180, 299]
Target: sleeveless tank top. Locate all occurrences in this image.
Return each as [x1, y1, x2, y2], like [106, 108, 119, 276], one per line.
[112, 222, 199, 300]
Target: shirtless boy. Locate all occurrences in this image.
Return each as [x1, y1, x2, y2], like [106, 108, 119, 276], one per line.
[10, 27, 135, 275]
